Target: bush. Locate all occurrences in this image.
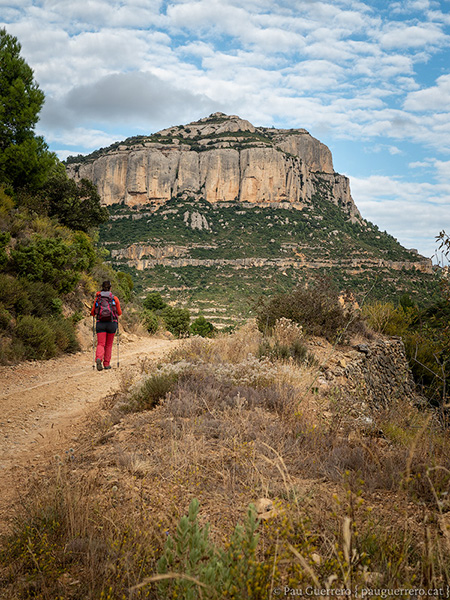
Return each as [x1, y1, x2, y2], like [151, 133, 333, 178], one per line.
[127, 371, 179, 412]
[190, 315, 215, 337]
[258, 338, 312, 365]
[15, 315, 57, 359]
[10, 233, 96, 294]
[116, 271, 134, 302]
[162, 305, 190, 337]
[51, 317, 80, 353]
[0, 303, 12, 330]
[24, 280, 61, 318]
[0, 273, 32, 316]
[362, 300, 416, 336]
[157, 499, 268, 599]
[0, 231, 10, 270]
[143, 291, 167, 311]
[141, 308, 158, 334]
[257, 279, 355, 341]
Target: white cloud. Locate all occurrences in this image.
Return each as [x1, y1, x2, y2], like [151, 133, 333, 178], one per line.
[37, 126, 119, 151]
[404, 74, 450, 112]
[378, 23, 447, 49]
[349, 173, 450, 258]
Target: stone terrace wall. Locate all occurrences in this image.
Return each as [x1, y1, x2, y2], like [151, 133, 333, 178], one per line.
[346, 338, 416, 406]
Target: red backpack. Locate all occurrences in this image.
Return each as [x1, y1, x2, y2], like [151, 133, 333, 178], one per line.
[94, 291, 118, 322]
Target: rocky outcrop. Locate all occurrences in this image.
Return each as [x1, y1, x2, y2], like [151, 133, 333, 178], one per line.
[109, 243, 433, 274]
[66, 113, 361, 222]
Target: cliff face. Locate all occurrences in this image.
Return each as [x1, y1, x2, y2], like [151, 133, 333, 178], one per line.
[67, 113, 360, 222]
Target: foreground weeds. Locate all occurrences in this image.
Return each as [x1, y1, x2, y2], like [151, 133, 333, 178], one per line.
[1, 322, 450, 598]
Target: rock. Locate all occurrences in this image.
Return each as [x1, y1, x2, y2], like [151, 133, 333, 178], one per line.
[66, 114, 361, 222]
[254, 497, 277, 519]
[347, 338, 418, 406]
[355, 343, 370, 355]
[347, 430, 360, 445]
[255, 497, 273, 513]
[57, 573, 80, 587]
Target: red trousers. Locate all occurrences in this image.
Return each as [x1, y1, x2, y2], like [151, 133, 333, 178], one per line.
[95, 332, 115, 367]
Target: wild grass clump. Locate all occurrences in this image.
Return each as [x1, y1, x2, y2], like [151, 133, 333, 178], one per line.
[169, 319, 262, 364]
[124, 370, 180, 412]
[258, 337, 315, 366]
[0, 465, 165, 599]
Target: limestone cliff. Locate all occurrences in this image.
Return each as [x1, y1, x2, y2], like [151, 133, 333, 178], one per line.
[66, 113, 361, 222]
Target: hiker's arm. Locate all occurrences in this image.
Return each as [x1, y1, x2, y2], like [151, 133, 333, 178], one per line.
[90, 301, 96, 316]
[115, 297, 122, 316]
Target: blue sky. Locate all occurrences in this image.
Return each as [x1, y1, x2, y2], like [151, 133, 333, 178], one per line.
[2, 0, 450, 260]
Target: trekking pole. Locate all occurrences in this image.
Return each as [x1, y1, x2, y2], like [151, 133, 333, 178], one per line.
[117, 322, 120, 368]
[92, 316, 96, 370]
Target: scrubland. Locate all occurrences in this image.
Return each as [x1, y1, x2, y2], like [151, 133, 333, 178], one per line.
[0, 320, 449, 599]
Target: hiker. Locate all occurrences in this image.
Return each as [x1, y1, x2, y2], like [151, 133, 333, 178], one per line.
[91, 280, 122, 371]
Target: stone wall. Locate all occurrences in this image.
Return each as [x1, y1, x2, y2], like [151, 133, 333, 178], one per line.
[345, 338, 417, 406]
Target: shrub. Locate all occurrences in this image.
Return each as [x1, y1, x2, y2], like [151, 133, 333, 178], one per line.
[0, 231, 10, 270]
[141, 308, 158, 334]
[0, 334, 26, 364]
[127, 371, 179, 412]
[0, 273, 32, 316]
[0, 303, 12, 330]
[15, 315, 57, 359]
[257, 279, 355, 341]
[143, 291, 167, 311]
[190, 315, 215, 337]
[362, 300, 415, 336]
[24, 280, 61, 318]
[258, 338, 312, 365]
[10, 233, 96, 294]
[51, 317, 80, 353]
[116, 270, 134, 302]
[156, 499, 268, 599]
[162, 305, 190, 337]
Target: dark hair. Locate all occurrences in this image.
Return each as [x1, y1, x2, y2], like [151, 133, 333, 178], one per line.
[101, 280, 111, 291]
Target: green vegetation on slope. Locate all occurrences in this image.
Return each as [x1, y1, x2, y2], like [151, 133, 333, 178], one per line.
[99, 195, 440, 323]
[0, 28, 131, 363]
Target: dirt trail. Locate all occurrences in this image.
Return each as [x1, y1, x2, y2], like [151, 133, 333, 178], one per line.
[0, 335, 176, 534]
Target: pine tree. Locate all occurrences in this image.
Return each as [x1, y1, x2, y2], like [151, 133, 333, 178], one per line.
[0, 28, 55, 189]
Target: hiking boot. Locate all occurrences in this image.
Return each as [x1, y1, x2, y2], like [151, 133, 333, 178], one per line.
[104, 366, 111, 370]
[96, 358, 103, 371]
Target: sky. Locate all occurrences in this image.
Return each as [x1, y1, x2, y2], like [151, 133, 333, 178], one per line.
[2, 0, 450, 261]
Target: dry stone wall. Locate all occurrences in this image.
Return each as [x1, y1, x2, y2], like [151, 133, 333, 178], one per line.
[345, 338, 417, 406]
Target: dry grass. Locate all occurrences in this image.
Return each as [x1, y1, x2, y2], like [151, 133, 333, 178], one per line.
[1, 321, 450, 598]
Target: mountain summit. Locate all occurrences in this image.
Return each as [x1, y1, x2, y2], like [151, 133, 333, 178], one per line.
[66, 114, 435, 324]
[67, 112, 360, 223]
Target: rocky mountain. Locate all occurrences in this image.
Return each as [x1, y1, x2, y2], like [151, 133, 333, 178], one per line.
[67, 112, 360, 221]
[66, 113, 437, 326]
